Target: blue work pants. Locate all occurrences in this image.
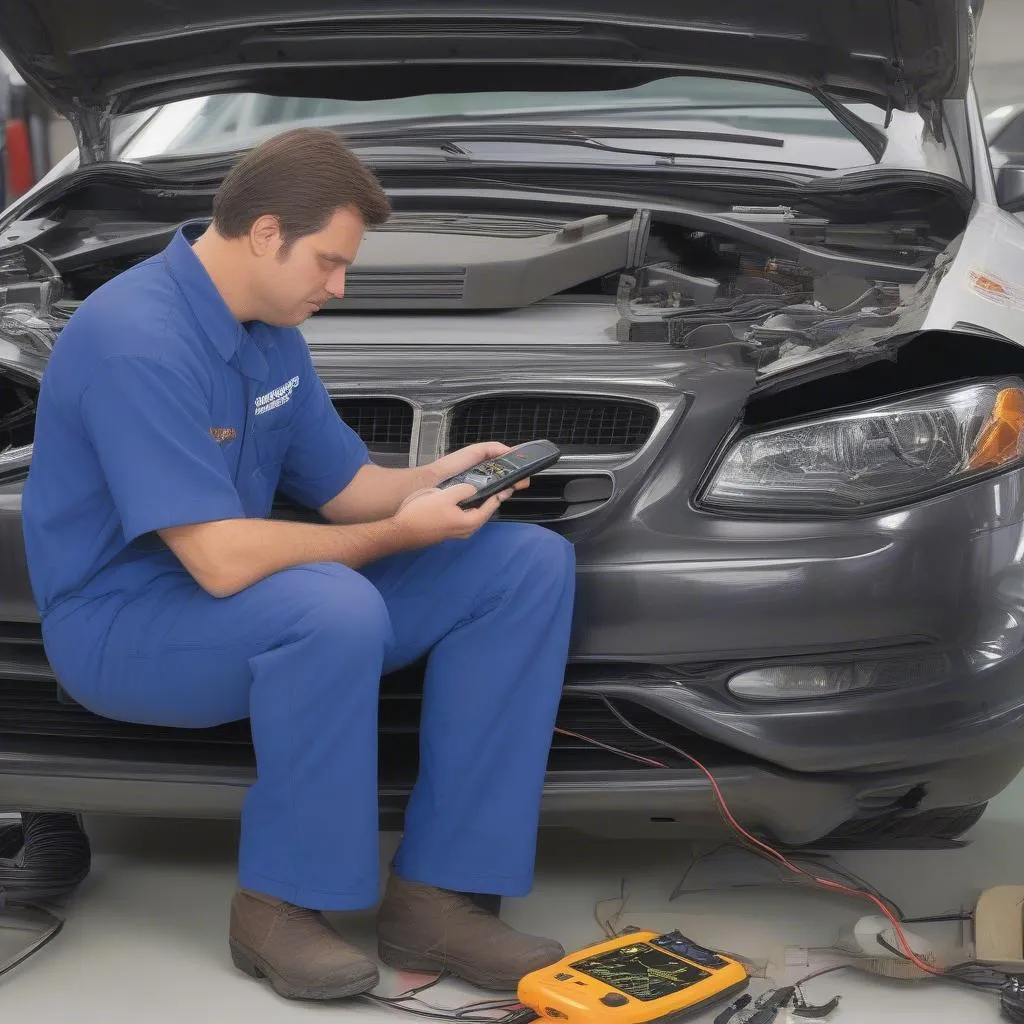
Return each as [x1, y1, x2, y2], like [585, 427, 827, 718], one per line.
[41, 522, 576, 909]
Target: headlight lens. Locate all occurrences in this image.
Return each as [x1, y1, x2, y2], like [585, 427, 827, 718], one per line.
[702, 381, 1024, 513]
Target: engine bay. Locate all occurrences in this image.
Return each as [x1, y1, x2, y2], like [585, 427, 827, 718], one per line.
[0, 176, 964, 402]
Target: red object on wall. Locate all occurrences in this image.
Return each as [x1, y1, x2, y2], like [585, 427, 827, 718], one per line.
[6, 118, 35, 198]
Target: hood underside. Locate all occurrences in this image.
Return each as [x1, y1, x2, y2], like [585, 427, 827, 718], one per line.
[2, 2, 974, 131]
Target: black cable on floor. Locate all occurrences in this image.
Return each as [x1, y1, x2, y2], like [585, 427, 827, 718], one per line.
[360, 967, 536, 1022]
[362, 993, 537, 1022]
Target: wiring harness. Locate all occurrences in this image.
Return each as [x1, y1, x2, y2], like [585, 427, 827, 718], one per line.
[0, 812, 91, 981]
[569, 699, 1024, 1022]
[357, 699, 1024, 1021]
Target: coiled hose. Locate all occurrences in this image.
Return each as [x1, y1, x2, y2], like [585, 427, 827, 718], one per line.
[0, 813, 91, 980]
[0, 813, 91, 906]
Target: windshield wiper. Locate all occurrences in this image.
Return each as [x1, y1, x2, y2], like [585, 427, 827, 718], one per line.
[333, 97, 880, 159]
[140, 122, 788, 169]
[397, 130, 785, 164]
[341, 121, 786, 151]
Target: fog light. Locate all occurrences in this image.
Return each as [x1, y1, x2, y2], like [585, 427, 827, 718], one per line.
[726, 656, 947, 701]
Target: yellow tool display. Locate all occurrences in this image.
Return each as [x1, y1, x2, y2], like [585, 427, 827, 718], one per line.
[517, 927, 749, 1023]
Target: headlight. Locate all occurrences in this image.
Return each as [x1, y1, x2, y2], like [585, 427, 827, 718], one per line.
[701, 380, 1024, 513]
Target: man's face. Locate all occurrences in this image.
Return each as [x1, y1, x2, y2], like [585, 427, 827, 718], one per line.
[252, 206, 365, 326]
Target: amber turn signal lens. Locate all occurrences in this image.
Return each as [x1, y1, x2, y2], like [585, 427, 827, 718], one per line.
[968, 387, 1024, 471]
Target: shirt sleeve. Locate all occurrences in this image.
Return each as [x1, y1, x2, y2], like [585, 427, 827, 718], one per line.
[277, 344, 371, 510]
[79, 354, 246, 545]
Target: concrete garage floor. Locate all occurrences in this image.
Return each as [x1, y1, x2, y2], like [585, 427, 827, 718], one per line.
[5, 776, 1024, 1023]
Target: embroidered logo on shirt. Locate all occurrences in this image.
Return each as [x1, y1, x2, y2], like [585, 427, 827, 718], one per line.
[255, 376, 300, 415]
[209, 427, 237, 444]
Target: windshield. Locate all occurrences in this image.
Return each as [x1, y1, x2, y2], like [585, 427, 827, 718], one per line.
[117, 76, 948, 179]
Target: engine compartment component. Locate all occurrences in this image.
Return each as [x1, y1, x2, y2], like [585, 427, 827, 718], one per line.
[326, 209, 641, 309]
[0, 246, 64, 313]
[612, 225, 909, 371]
[0, 372, 36, 455]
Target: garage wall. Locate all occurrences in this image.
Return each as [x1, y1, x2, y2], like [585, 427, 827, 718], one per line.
[47, 117, 76, 166]
[976, 0, 1024, 110]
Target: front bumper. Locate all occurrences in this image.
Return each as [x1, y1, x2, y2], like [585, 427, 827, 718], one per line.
[5, 397, 1024, 843]
[564, 461, 1024, 776]
[0, 743, 1016, 846]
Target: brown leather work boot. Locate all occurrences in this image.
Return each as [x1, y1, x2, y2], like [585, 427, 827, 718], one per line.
[375, 873, 564, 990]
[229, 888, 380, 1000]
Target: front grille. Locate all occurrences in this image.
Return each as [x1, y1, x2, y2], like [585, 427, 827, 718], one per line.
[333, 397, 414, 455]
[446, 395, 658, 455]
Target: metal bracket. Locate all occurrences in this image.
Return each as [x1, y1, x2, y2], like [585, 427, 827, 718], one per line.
[67, 103, 112, 164]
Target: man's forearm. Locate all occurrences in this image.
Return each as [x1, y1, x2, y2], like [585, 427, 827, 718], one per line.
[160, 516, 412, 597]
[318, 463, 440, 523]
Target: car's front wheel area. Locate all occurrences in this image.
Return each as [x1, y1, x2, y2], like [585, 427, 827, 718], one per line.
[819, 802, 989, 848]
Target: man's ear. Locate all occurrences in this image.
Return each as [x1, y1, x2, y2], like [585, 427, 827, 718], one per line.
[248, 215, 283, 257]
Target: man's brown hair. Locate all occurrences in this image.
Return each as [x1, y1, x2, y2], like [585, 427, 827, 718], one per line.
[212, 127, 391, 252]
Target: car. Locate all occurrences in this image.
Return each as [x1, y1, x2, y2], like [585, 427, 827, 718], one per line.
[1, 0, 1023, 851]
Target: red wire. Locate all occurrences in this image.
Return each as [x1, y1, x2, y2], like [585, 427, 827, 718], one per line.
[561, 717, 943, 977]
[680, 744, 943, 975]
[554, 727, 668, 769]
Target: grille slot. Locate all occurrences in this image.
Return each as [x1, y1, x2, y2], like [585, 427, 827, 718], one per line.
[274, 472, 613, 526]
[371, 212, 566, 238]
[494, 473, 613, 522]
[446, 395, 658, 455]
[333, 397, 414, 455]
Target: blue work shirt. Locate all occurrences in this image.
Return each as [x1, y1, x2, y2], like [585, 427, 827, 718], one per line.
[22, 223, 370, 620]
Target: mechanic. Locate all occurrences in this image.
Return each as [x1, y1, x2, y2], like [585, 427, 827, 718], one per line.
[20, 128, 576, 1001]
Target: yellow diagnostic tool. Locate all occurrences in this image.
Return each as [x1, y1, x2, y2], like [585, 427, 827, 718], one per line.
[517, 928, 748, 1023]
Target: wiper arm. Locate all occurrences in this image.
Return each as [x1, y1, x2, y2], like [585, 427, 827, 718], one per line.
[340, 121, 786, 152]
[812, 88, 888, 162]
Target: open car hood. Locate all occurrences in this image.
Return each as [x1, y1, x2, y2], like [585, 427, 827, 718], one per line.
[1, 0, 977, 161]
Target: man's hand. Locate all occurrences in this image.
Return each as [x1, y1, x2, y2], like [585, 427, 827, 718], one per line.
[318, 442, 529, 526]
[426, 442, 531, 493]
[392, 482, 512, 548]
